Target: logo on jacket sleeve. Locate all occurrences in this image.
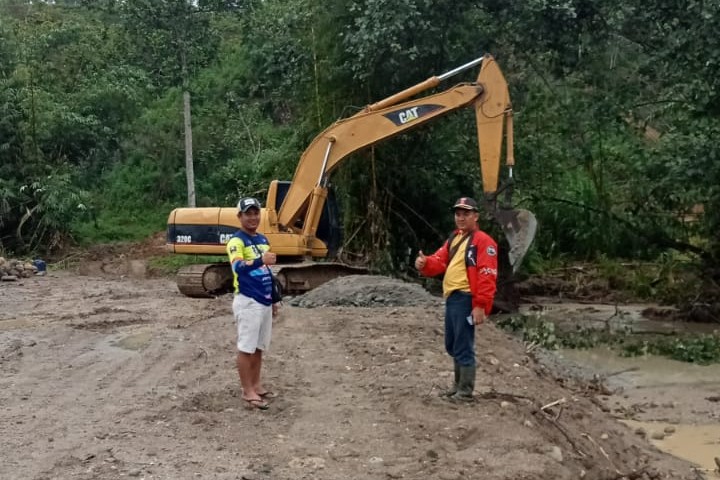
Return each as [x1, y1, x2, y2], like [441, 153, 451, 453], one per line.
[486, 245, 497, 257]
[466, 245, 478, 266]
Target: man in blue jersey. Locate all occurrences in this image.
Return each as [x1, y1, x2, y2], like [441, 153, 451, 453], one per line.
[226, 197, 279, 410]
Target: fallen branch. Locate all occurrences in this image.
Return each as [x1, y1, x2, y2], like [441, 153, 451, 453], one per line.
[533, 410, 587, 457]
[195, 347, 208, 361]
[476, 390, 535, 404]
[425, 384, 442, 398]
[580, 432, 619, 473]
[541, 397, 566, 411]
[605, 367, 640, 378]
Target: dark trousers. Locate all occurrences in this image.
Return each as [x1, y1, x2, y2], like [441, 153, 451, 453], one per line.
[444, 291, 475, 367]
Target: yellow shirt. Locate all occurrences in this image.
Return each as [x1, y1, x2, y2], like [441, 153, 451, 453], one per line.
[442, 234, 471, 296]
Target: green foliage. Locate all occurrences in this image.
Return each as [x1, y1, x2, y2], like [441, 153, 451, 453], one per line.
[10, 172, 92, 252]
[120, 0, 220, 89]
[495, 315, 560, 350]
[70, 201, 170, 245]
[622, 334, 720, 365]
[496, 314, 720, 364]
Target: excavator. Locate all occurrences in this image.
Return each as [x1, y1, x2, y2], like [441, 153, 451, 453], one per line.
[166, 54, 537, 299]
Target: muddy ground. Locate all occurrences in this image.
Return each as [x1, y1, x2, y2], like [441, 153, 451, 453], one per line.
[0, 266, 707, 480]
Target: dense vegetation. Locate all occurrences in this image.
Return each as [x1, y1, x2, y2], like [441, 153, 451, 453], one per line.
[1, 0, 718, 308]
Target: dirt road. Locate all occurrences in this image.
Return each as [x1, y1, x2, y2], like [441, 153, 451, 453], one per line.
[0, 271, 700, 479]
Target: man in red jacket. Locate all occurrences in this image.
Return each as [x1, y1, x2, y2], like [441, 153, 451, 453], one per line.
[415, 197, 498, 401]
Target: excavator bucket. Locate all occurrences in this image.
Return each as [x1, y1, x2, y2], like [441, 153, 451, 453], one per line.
[474, 55, 536, 272]
[494, 207, 537, 272]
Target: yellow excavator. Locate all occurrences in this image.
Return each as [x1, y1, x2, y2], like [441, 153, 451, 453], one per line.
[167, 54, 537, 298]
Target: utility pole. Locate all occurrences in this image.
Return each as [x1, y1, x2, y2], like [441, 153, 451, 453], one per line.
[181, 49, 196, 207]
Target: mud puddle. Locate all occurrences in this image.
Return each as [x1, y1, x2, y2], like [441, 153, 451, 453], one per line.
[559, 346, 720, 474]
[622, 420, 720, 474]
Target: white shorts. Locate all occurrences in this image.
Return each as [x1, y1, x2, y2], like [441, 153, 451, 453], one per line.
[233, 294, 272, 353]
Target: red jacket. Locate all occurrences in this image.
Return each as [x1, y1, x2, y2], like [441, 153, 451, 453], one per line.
[420, 228, 498, 314]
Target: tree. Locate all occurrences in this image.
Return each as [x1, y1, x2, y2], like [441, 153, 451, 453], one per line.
[120, 0, 220, 207]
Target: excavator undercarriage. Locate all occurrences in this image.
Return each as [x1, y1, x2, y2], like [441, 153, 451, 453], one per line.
[176, 261, 368, 299]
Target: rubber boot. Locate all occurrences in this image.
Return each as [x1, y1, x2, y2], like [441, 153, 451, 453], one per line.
[450, 365, 476, 402]
[440, 361, 460, 397]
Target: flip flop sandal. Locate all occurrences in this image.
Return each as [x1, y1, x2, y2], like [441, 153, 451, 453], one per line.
[243, 398, 270, 410]
[259, 391, 277, 399]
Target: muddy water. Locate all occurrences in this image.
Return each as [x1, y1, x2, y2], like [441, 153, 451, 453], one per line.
[521, 301, 718, 335]
[529, 299, 720, 475]
[560, 347, 720, 473]
[623, 420, 720, 474]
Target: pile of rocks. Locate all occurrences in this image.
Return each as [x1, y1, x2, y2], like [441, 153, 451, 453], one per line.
[0, 257, 42, 281]
[288, 274, 442, 308]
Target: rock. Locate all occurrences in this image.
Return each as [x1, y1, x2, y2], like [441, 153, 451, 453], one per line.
[500, 401, 511, 409]
[547, 445, 563, 463]
[650, 431, 665, 440]
[600, 433, 609, 440]
[634, 427, 647, 438]
[663, 426, 676, 434]
[1, 275, 18, 281]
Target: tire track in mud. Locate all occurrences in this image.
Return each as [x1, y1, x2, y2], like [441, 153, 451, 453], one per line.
[0, 325, 139, 478]
[0, 272, 232, 480]
[0, 321, 204, 479]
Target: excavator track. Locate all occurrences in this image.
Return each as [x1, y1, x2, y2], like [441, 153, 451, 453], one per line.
[175, 261, 367, 298]
[176, 263, 233, 298]
[271, 262, 369, 295]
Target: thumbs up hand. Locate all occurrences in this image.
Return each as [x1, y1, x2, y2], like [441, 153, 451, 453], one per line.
[415, 250, 427, 270]
[262, 251, 277, 265]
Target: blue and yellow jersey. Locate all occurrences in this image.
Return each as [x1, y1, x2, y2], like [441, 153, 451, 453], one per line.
[226, 230, 273, 306]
